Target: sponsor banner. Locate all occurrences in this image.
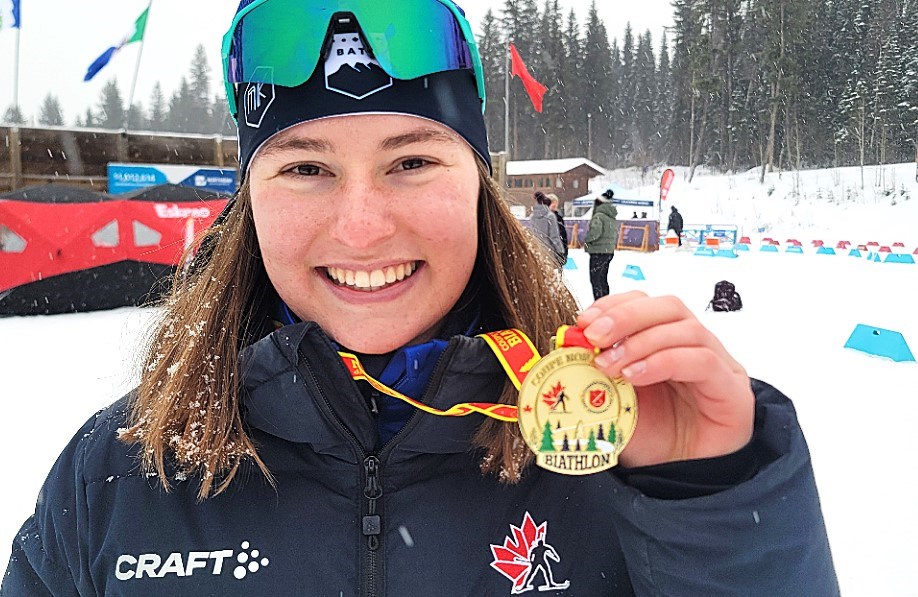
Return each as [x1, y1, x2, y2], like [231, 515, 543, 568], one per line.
[571, 197, 655, 208]
[108, 163, 238, 195]
[683, 224, 739, 245]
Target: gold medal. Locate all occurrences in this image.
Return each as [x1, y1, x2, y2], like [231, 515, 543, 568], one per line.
[517, 328, 637, 475]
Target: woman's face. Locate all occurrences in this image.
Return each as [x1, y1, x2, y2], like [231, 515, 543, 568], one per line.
[249, 114, 480, 353]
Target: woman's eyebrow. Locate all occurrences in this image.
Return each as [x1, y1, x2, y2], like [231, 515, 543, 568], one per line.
[379, 128, 460, 151]
[259, 136, 334, 157]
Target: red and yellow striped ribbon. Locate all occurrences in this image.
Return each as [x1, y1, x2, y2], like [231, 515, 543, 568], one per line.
[337, 327, 597, 423]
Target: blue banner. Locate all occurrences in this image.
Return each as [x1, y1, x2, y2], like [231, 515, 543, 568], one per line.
[108, 163, 238, 195]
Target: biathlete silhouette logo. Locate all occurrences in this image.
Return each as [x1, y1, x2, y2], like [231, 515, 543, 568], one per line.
[490, 512, 571, 594]
[324, 31, 394, 99]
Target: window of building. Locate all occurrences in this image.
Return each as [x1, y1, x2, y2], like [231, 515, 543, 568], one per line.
[556, 177, 563, 187]
[91, 220, 120, 248]
[132, 221, 162, 248]
[0, 225, 26, 253]
[524, 179, 533, 187]
[573, 179, 580, 189]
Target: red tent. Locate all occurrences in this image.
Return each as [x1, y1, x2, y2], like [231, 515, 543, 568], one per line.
[1, 184, 228, 315]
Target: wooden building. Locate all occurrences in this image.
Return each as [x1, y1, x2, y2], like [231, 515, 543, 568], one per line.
[504, 158, 607, 209]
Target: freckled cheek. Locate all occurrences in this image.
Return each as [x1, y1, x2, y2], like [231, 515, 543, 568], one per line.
[254, 209, 321, 267]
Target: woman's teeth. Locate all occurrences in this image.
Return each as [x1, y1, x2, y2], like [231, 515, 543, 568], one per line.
[326, 261, 418, 291]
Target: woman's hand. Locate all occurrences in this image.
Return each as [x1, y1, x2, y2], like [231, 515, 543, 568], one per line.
[577, 291, 755, 468]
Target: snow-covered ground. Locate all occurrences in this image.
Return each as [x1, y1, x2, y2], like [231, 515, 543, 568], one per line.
[2, 162, 917, 595]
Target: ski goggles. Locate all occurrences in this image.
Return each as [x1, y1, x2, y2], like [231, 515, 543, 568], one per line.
[221, 0, 486, 118]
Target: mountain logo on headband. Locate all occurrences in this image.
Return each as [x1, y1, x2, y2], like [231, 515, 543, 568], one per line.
[325, 33, 393, 100]
[242, 67, 276, 129]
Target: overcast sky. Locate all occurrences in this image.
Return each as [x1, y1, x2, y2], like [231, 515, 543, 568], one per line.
[0, 0, 674, 125]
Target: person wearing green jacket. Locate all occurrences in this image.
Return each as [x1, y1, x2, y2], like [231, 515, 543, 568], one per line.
[584, 189, 619, 299]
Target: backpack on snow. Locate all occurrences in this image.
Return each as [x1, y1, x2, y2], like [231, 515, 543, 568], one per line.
[708, 280, 743, 312]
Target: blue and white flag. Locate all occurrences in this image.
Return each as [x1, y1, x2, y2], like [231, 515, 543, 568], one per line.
[0, 0, 21, 31]
[84, 5, 149, 81]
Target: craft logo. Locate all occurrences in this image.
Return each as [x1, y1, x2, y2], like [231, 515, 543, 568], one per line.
[490, 512, 570, 594]
[115, 541, 269, 582]
[324, 33, 393, 99]
[243, 67, 276, 129]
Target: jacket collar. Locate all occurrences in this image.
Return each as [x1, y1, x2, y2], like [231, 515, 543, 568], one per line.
[239, 322, 508, 463]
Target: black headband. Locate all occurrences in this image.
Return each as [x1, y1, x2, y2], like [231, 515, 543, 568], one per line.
[234, 28, 491, 175]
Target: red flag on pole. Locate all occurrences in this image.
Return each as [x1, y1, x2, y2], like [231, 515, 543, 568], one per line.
[509, 43, 548, 113]
[660, 168, 675, 202]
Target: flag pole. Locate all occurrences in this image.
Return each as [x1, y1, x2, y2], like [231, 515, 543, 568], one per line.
[12, 26, 20, 115]
[504, 40, 511, 157]
[124, 1, 152, 131]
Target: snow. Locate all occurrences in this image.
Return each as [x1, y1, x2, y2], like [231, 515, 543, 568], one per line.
[2, 161, 918, 595]
[507, 157, 608, 176]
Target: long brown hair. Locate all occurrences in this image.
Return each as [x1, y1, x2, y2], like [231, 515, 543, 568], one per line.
[122, 160, 579, 499]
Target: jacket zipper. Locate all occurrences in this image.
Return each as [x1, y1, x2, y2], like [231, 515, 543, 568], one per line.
[363, 455, 382, 596]
[296, 347, 382, 597]
[295, 338, 461, 596]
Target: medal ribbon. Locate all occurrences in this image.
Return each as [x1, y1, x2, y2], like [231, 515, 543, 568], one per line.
[338, 328, 556, 423]
[554, 325, 600, 353]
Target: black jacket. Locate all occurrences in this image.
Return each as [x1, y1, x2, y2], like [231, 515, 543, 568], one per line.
[553, 211, 568, 261]
[667, 210, 684, 233]
[3, 323, 838, 596]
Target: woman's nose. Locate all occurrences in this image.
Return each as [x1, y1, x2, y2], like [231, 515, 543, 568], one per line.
[329, 179, 397, 248]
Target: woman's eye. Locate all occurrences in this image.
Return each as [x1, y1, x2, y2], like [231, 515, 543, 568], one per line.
[289, 164, 322, 176]
[400, 158, 428, 171]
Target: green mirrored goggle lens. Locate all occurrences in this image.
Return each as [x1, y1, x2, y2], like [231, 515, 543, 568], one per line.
[222, 0, 485, 116]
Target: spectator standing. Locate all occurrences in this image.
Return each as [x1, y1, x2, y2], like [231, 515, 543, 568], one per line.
[547, 193, 568, 265]
[584, 189, 618, 299]
[668, 205, 684, 246]
[530, 191, 565, 266]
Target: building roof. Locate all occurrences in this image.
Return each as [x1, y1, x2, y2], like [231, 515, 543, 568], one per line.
[506, 158, 607, 177]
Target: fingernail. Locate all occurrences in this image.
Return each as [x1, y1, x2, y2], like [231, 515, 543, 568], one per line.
[587, 317, 614, 339]
[579, 307, 602, 323]
[622, 360, 646, 378]
[594, 346, 623, 369]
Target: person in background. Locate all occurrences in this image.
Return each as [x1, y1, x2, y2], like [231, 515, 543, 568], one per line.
[668, 205, 684, 246]
[530, 191, 565, 266]
[2, 1, 838, 596]
[584, 189, 618, 299]
[547, 193, 568, 265]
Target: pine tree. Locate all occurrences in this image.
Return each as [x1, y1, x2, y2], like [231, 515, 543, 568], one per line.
[211, 95, 235, 136]
[38, 94, 65, 126]
[148, 82, 167, 131]
[127, 102, 146, 131]
[500, 0, 542, 159]
[97, 79, 126, 129]
[586, 429, 597, 451]
[655, 32, 673, 163]
[540, 421, 556, 452]
[187, 44, 213, 133]
[560, 9, 585, 157]
[166, 77, 194, 133]
[478, 9, 506, 152]
[582, 1, 615, 166]
[537, 0, 566, 157]
[632, 30, 657, 168]
[2, 105, 26, 125]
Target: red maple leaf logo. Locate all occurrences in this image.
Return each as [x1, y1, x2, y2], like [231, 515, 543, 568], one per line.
[489, 512, 547, 592]
[589, 388, 606, 408]
[541, 382, 564, 409]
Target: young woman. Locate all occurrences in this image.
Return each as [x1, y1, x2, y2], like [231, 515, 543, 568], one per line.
[2, 1, 838, 595]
